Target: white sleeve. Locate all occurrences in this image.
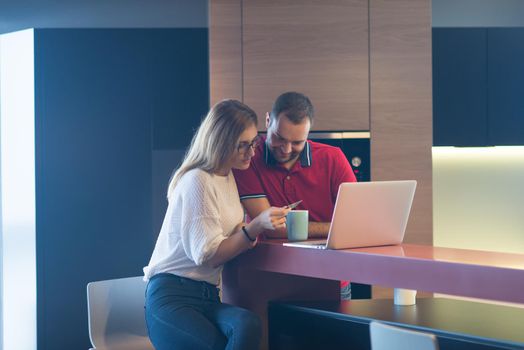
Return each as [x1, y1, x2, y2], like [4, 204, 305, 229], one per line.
[179, 173, 227, 266]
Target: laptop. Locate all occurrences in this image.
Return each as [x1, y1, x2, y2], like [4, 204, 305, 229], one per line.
[283, 180, 417, 249]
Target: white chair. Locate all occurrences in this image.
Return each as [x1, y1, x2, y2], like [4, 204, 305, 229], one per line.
[87, 276, 154, 350]
[370, 321, 439, 350]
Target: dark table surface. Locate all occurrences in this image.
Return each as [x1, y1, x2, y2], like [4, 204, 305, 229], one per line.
[270, 298, 524, 348]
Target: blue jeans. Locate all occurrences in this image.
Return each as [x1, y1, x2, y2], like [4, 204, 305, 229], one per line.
[145, 273, 262, 350]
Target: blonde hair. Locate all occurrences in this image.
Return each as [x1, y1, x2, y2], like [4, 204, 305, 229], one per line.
[167, 99, 257, 197]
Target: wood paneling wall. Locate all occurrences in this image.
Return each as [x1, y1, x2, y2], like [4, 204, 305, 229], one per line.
[369, 0, 432, 245]
[210, 0, 432, 244]
[210, 0, 242, 104]
[242, 0, 369, 130]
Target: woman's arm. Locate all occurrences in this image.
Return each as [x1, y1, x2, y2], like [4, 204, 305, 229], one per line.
[205, 207, 289, 268]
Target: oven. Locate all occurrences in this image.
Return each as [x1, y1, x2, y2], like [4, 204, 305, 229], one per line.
[308, 131, 370, 182]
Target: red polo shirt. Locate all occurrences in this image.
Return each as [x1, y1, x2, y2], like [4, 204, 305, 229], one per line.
[233, 136, 356, 222]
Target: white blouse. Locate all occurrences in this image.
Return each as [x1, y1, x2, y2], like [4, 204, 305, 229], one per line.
[144, 168, 244, 285]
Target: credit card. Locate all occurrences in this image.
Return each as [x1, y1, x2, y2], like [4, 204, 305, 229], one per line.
[287, 200, 303, 209]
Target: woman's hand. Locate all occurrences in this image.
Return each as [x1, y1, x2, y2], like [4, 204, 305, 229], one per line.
[248, 206, 290, 235]
[206, 207, 291, 268]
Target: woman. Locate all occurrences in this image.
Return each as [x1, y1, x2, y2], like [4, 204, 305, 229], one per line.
[144, 100, 289, 350]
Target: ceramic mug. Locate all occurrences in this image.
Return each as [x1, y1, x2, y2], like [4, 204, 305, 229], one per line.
[287, 210, 309, 241]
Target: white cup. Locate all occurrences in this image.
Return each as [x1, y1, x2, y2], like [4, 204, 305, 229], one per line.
[393, 288, 417, 306]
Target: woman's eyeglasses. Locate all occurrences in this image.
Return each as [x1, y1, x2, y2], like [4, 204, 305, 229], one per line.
[237, 137, 259, 153]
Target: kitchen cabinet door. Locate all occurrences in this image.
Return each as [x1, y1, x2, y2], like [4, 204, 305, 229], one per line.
[242, 0, 369, 131]
[432, 28, 488, 146]
[488, 28, 524, 145]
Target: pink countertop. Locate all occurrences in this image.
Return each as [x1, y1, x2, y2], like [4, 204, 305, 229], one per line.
[235, 240, 524, 304]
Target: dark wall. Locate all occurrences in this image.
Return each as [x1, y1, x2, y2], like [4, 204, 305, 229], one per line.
[0, 0, 208, 34]
[34, 28, 208, 350]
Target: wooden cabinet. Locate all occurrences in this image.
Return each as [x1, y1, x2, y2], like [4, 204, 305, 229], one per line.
[243, 0, 369, 130]
[433, 28, 524, 146]
[369, 0, 432, 245]
[209, 0, 242, 103]
[211, 0, 369, 131]
[211, 0, 433, 246]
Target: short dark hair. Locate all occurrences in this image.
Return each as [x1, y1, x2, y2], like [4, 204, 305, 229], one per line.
[270, 91, 314, 125]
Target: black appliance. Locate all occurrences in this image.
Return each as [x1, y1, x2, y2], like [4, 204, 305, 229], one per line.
[308, 131, 370, 182]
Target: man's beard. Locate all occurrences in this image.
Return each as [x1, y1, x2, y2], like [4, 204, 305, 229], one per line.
[274, 150, 299, 164]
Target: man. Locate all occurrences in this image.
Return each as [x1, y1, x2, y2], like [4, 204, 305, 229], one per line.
[233, 91, 356, 237]
[233, 91, 358, 298]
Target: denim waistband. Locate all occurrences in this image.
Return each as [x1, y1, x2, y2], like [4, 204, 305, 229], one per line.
[147, 273, 219, 301]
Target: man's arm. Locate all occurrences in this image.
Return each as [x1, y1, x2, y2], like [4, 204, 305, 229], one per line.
[307, 222, 330, 238]
[242, 197, 329, 239]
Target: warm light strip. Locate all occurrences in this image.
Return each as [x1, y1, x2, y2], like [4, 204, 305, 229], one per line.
[433, 146, 524, 156]
[432, 145, 524, 255]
